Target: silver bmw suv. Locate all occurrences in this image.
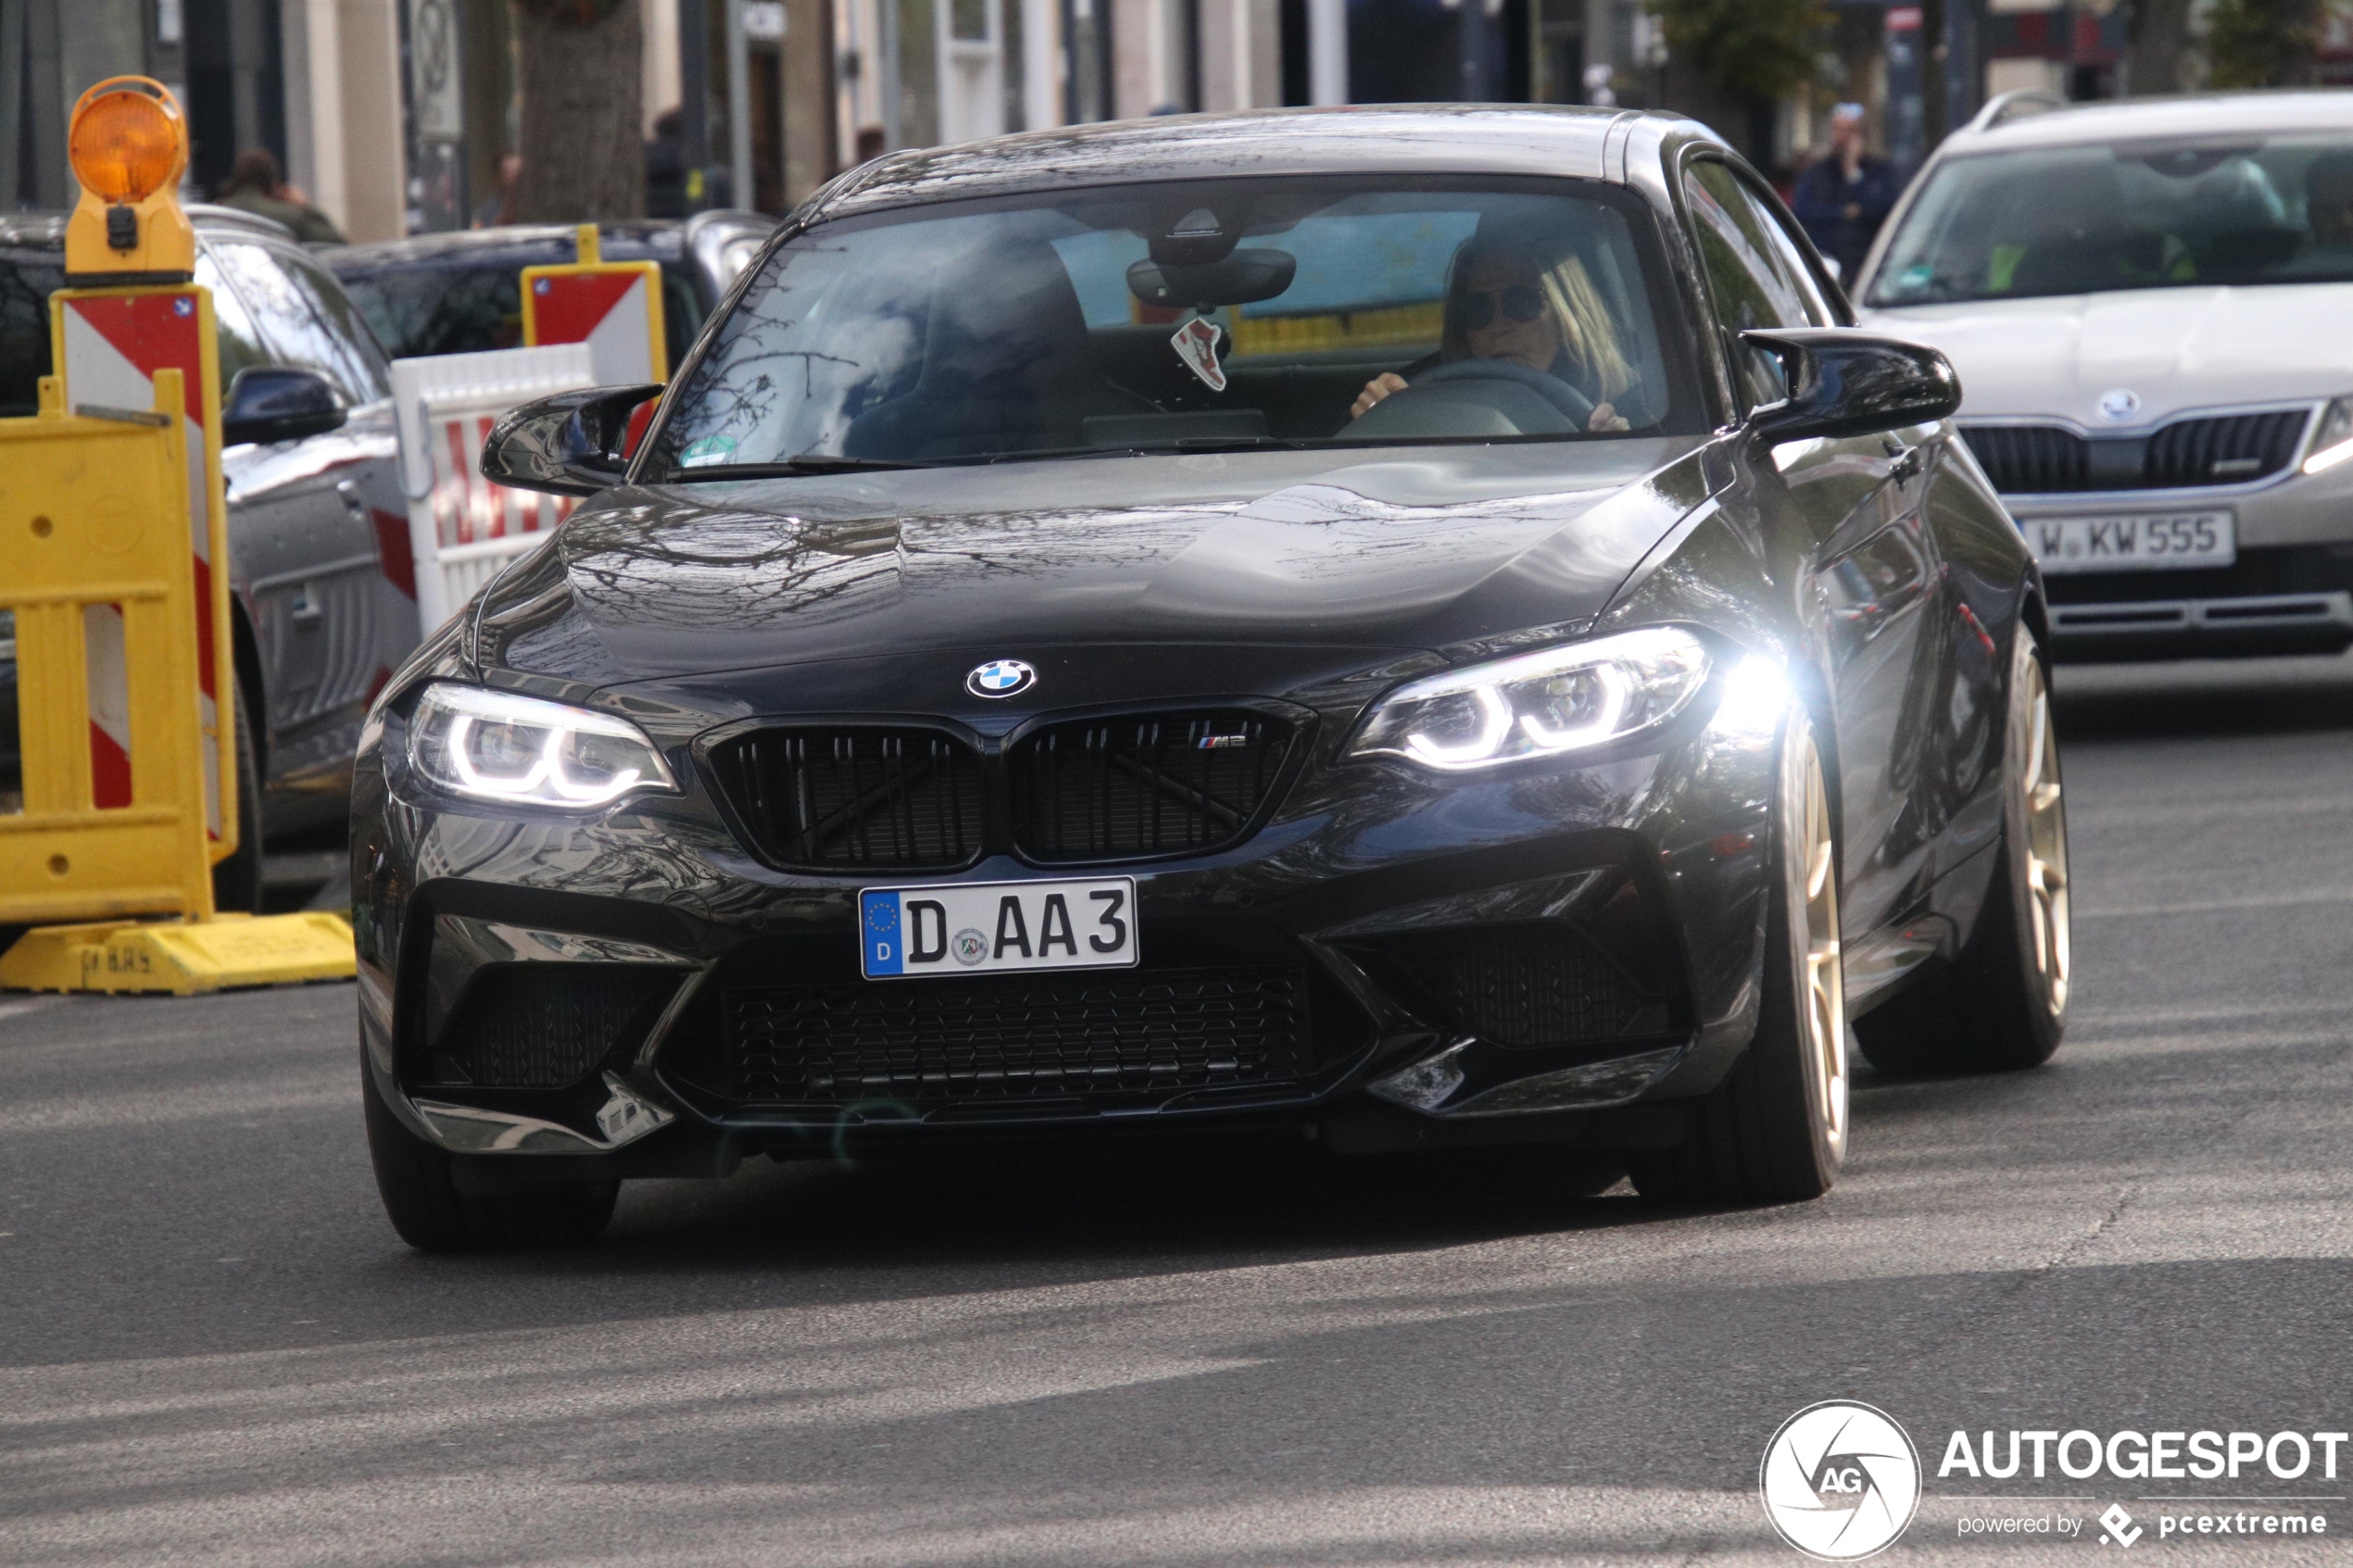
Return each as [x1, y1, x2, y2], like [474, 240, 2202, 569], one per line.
[1856, 90, 2353, 660]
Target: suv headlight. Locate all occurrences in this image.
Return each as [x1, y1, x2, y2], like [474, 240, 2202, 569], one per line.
[1348, 627, 1712, 771]
[2307, 396, 2353, 474]
[408, 684, 677, 809]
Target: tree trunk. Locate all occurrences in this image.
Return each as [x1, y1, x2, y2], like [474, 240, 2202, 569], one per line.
[2127, 0, 2197, 95]
[513, 0, 647, 222]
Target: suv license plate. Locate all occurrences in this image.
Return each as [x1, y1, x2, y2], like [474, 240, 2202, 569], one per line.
[860, 876, 1138, 979]
[2020, 510, 2234, 574]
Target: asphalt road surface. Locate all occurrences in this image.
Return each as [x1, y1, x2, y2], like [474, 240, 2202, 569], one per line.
[4, 657, 2350, 1567]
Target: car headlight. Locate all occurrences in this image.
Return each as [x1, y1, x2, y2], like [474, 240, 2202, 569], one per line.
[2306, 396, 2353, 474]
[408, 684, 677, 809]
[1348, 627, 1712, 771]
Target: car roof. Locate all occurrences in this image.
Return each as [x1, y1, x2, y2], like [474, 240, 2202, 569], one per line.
[0, 207, 305, 252]
[812, 105, 1702, 222]
[321, 220, 686, 272]
[1947, 89, 2353, 157]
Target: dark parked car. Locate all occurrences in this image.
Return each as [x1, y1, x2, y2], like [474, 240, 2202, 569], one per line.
[321, 211, 774, 375]
[354, 107, 2072, 1249]
[0, 206, 421, 905]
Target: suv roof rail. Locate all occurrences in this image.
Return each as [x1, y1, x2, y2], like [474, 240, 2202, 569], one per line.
[1967, 89, 2070, 134]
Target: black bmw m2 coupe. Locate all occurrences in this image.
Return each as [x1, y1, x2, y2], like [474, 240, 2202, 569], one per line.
[352, 106, 2071, 1248]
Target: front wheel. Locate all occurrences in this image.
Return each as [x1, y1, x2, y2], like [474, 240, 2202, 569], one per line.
[1856, 626, 2070, 1075]
[363, 1068, 618, 1251]
[1627, 713, 1847, 1205]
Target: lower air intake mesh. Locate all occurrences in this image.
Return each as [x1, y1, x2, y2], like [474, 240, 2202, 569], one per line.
[431, 963, 682, 1087]
[719, 966, 1313, 1104]
[1379, 922, 1667, 1049]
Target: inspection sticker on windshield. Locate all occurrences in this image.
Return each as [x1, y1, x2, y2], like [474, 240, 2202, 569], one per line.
[1171, 317, 1227, 393]
[860, 876, 1138, 979]
[2019, 510, 2235, 573]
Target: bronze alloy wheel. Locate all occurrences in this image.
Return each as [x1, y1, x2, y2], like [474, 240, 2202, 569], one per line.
[1795, 731, 1848, 1161]
[1627, 711, 1846, 1204]
[1853, 626, 2070, 1076]
[2016, 648, 2070, 1022]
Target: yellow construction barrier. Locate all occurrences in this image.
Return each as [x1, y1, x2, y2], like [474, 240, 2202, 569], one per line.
[0, 373, 354, 994]
[0, 76, 354, 996]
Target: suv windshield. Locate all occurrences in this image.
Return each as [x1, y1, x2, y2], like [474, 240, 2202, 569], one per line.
[646, 177, 1696, 476]
[1869, 133, 2353, 306]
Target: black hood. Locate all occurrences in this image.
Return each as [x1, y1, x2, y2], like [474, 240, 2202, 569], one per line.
[474, 440, 1716, 705]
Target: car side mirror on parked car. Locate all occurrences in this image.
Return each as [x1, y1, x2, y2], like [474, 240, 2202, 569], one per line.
[1739, 329, 1962, 445]
[479, 384, 664, 498]
[221, 367, 346, 446]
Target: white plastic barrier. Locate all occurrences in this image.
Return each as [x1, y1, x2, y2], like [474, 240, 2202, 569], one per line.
[392, 344, 598, 634]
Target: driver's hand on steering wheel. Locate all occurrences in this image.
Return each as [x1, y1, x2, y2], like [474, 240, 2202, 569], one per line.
[1587, 400, 1629, 433]
[1351, 372, 1408, 420]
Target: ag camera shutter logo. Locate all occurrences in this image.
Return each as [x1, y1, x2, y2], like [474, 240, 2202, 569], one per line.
[1760, 1401, 1922, 1560]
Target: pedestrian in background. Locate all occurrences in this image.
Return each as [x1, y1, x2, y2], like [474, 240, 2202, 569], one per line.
[472, 153, 522, 228]
[214, 149, 345, 245]
[1793, 103, 1896, 285]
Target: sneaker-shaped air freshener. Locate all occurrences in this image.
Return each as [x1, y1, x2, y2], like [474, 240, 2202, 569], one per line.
[1171, 316, 1227, 392]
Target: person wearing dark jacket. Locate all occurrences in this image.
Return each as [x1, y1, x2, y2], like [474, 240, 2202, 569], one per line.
[1792, 103, 1897, 283]
[215, 149, 345, 245]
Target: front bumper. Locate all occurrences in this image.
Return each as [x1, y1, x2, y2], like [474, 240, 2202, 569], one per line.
[351, 665, 1786, 1168]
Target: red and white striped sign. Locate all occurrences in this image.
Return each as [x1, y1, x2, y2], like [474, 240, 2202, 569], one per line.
[52, 288, 229, 835]
[522, 260, 665, 387]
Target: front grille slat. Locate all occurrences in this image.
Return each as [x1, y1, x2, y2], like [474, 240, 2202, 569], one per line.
[710, 726, 985, 872]
[711, 708, 1301, 871]
[720, 965, 1314, 1106]
[1010, 709, 1299, 864]
[1966, 409, 2309, 495]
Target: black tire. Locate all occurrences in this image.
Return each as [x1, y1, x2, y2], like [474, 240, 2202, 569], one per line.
[1856, 626, 2070, 1076]
[362, 1067, 619, 1251]
[210, 685, 263, 914]
[1627, 713, 1847, 1206]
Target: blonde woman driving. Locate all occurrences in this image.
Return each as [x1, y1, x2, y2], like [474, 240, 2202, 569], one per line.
[1351, 236, 1638, 432]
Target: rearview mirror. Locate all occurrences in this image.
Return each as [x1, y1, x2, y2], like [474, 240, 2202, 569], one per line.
[1740, 329, 1961, 444]
[222, 367, 345, 445]
[480, 383, 663, 497]
[1127, 249, 1297, 310]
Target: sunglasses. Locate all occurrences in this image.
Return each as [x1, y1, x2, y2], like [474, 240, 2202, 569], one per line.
[1459, 285, 1546, 332]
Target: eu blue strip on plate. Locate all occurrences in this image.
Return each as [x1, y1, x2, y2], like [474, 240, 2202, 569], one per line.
[861, 889, 903, 976]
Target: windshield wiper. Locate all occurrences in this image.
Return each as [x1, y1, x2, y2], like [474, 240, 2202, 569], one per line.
[663, 453, 932, 480]
[982, 436, 1316, 464]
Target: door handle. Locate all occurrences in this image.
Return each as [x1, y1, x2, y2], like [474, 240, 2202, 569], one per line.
[290, 585, 323, 626]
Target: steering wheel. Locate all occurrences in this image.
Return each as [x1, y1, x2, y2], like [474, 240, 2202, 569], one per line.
[1415, 358, 1596, 425]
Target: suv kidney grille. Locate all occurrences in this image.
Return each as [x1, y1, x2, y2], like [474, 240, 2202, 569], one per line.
[707, 727, 985, 871]
[1010, 709, 1298, 863]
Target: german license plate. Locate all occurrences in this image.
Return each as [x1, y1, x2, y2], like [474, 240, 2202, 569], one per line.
[2019, 510, 2234, 573]
[859, 876, 1138, 979]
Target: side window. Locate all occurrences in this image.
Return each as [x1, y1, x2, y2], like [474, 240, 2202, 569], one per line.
[274, 247, 394, 401]
[193, 252, 271, 389]
[208, 241, 390, 406]
[0, 255, 64, 417]
[1684, 160, 1818, 409]
[1728, 182, 1836, 327]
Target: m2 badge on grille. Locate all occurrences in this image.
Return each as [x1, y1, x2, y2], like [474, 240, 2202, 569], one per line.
[860, 876, 1138, 979]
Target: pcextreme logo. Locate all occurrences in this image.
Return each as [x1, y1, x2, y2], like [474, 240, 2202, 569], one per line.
[1761, 1401, 1924, 1560]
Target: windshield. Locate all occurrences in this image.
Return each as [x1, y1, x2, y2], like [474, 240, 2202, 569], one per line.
[1869, 134, 2353, 306]
[335, 256, 702, 370]
[645, 177, 1698, 476]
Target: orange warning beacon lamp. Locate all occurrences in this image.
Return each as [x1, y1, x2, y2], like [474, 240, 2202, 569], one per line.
[64, 77, 195, 283]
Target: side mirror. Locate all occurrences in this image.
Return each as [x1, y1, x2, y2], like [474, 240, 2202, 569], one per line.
[479, 384, 663, 497]
[222, 367, 346, 445]
[1740, 329, 1961, 444]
